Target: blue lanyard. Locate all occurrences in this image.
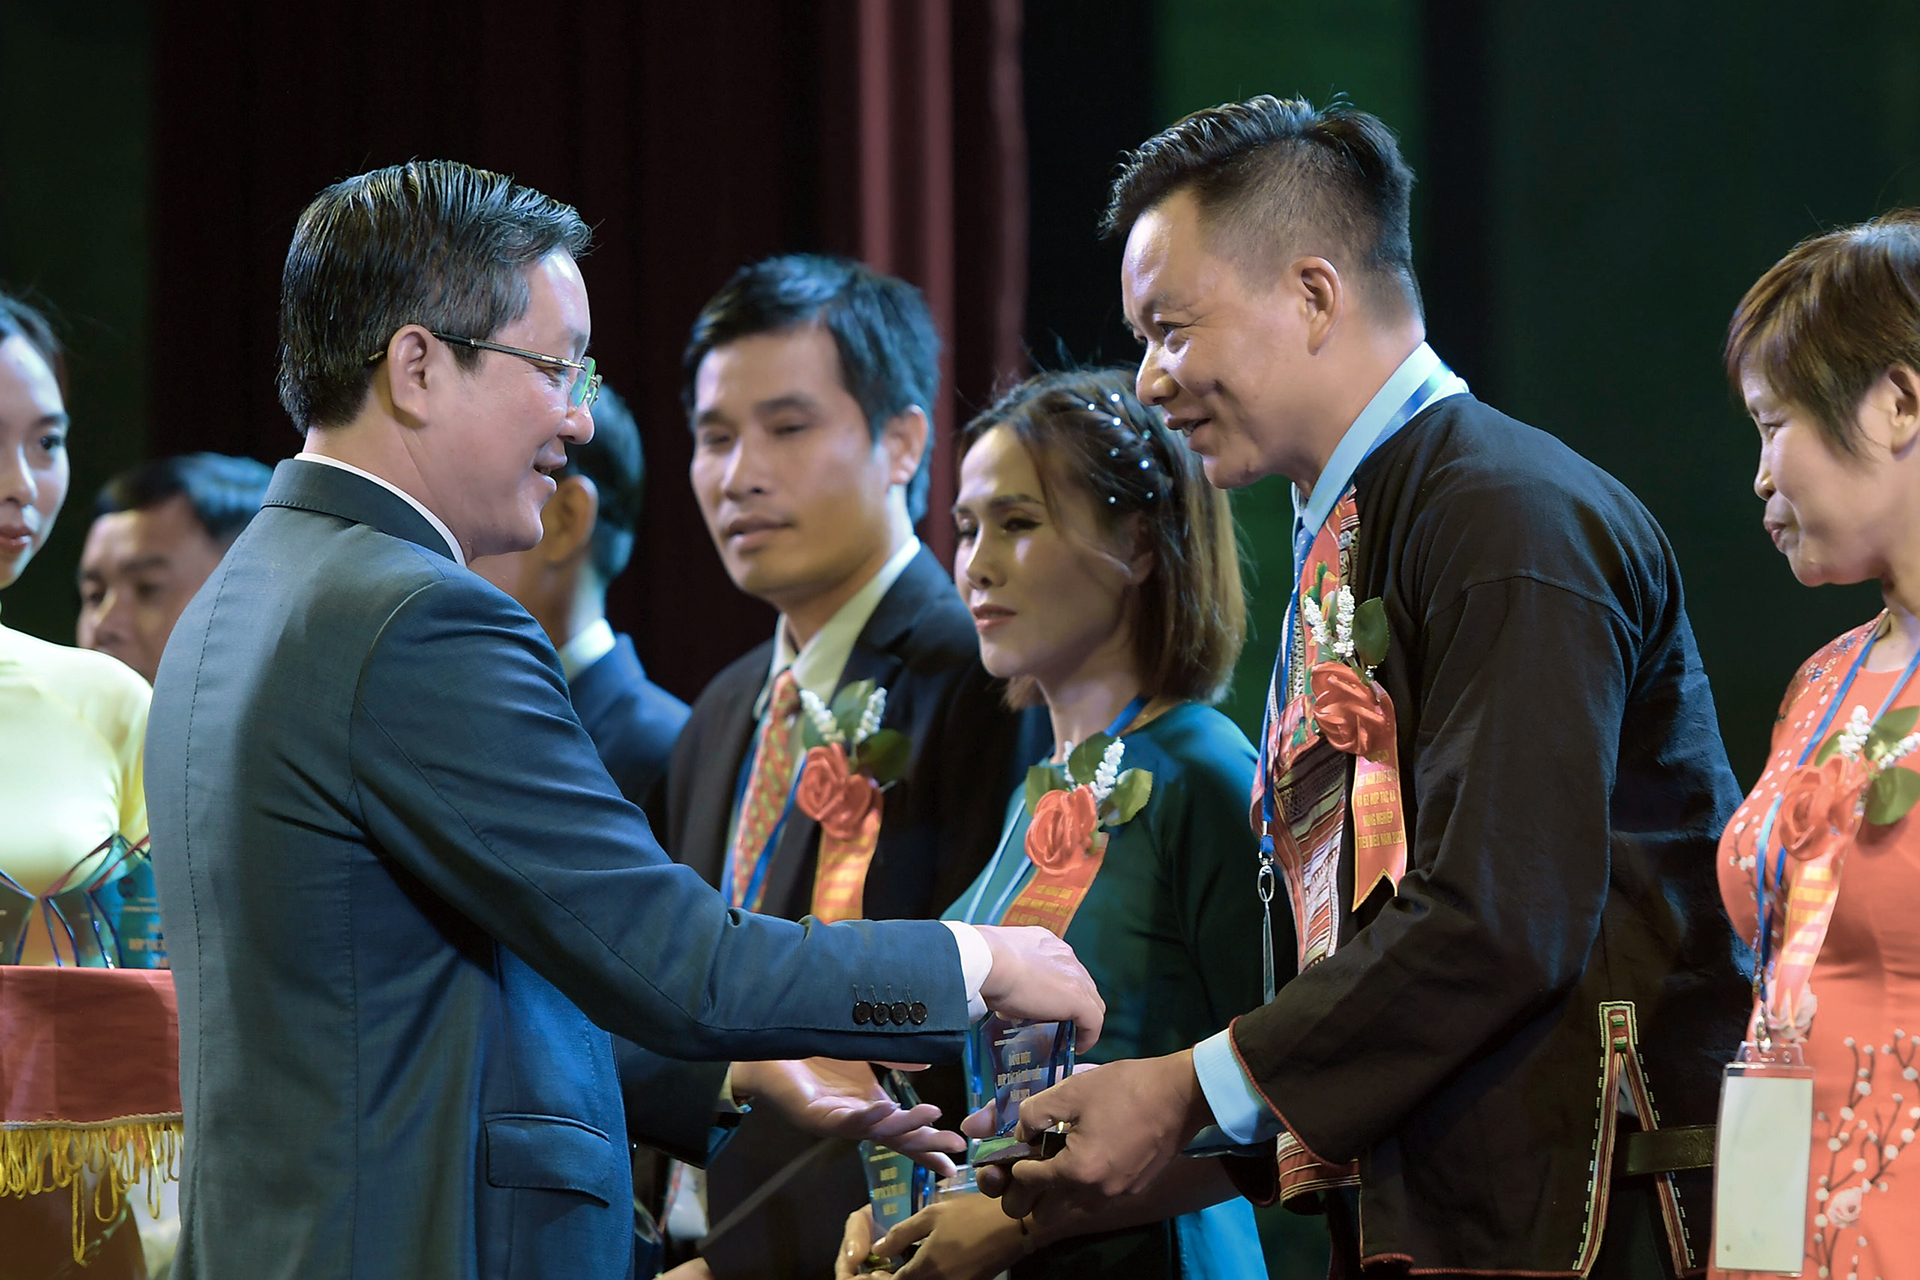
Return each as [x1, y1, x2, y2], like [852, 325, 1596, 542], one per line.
[1753, 621, 1920, 1010]
[958, 695, 1148, 927]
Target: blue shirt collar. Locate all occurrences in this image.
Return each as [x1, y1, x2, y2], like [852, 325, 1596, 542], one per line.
[1292, 342, 1467, 544]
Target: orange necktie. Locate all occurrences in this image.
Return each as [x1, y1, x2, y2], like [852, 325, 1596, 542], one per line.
[728, 670, 801, 911]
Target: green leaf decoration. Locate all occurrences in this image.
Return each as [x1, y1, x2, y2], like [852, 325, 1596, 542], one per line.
[1813, 731, 1843, 766]
[1353, 597, 1389, 670]
[856, 728, 911, 785]
[1025, 763, 1069, 814]
[830, 680, 876, 740]
[1067, 733, 1116, 787]
[1867, 706, 1920, 759]
[1103, 768, 1153, 825]
[798, 714, 828, 752]
[1866, 766, 1920, 826]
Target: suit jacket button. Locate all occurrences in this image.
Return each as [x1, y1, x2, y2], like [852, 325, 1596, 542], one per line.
[908, 1002, 928, 1025]
[889, 1001, 910, 1026]
[853, 1001, 873, 1025]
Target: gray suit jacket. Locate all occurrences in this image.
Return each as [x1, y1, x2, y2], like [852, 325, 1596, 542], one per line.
[146, 460, 968, 1280]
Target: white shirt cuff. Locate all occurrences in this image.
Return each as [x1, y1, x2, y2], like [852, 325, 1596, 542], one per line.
[1192, 1028, 1282, 1144]
[943, 921, 992, 1021]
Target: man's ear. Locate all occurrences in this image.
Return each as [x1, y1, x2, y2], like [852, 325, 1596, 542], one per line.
[880, 405, 930, 489]
[538, 475, 599, 566]
[382, 324, 438, 427]
[1294, 256, 1345, 355]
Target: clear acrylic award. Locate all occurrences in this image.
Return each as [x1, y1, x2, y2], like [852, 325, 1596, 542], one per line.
[41, 836, 166, 969]
[858, 1069, 937, 1273]
[964, 1015, 1074, 1166]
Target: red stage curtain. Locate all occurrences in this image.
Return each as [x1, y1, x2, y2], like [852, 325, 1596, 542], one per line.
[149, 0, 1027, 699]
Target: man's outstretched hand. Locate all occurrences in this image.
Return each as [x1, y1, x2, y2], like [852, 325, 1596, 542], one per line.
[973, 925, 1105, 1051]
[731, 1058, 964, 1177]
[962, 1049, 1213, 1219]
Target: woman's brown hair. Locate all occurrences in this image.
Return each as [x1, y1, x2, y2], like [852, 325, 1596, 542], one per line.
[959, 368, 1246, 707]
[1727, 210, 1920, 456]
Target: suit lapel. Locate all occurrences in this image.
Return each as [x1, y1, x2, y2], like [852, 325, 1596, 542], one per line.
[759, 548, 950, 919]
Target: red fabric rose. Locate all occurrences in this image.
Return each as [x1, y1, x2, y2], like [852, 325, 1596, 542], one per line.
[1775, 754, 1866, 861]
[1310, 662, 1390, 760]
[1025, 785, 1099, 872]
[795, 744, 878, 841]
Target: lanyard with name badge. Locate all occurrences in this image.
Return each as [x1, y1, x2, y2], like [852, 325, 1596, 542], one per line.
[1714, 625, 1920, 1271]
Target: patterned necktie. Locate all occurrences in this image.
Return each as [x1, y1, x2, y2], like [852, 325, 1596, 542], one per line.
[729, 669, 801, 911]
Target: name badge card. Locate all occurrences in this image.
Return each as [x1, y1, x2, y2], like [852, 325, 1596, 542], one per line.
[1713, 1043, 1814, 1272]
[964, 1015, 1074, 1165]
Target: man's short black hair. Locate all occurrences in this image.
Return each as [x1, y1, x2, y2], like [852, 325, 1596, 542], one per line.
[680, 254, 940, 522]
[95, 453, 274, 545]
[278, 160, 593, 431]
[558, 383, 643, 585]
[0, 288, 66, 398]
[1103, 95, 1422, 317]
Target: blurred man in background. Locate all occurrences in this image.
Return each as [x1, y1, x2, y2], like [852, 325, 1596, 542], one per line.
[78, 451, 271, 683]
[472, 384, 687, 818]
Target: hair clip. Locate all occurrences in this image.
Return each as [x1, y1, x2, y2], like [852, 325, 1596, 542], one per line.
[1145, 490, 1156, 500]
[1086, 402, 1099, 412]
[1109, 391, 1123, 403]
[1111, 416, 1123, 427]
[1139, 459, 1151, 470]
[1107, 495, 1118, 505]
[1109, 447, 1120, 458]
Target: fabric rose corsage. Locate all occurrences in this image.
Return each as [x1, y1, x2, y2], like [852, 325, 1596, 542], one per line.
[1308, 662, 1391, 761]
[795, 680, 908, 922]
[1301, 581, 1407, 909]
[1799, 701, 1920, 847]
[1001, 731, 1154, 936]
[1776, 754, 1868, 861]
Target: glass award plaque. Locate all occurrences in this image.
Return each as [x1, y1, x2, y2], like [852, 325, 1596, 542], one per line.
[858, 1070, 937, 1273]
[41, 836, 164, 968]
[964, 1015, 1074, 1165]
[0, 872, 33, 964]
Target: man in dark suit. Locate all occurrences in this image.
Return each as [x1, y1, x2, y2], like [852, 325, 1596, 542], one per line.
[472, 383, 687, 822]
[663, 255, 1046, 1277]
[143, 160, 1101, 1280]
[980, 99, 1751, 1277]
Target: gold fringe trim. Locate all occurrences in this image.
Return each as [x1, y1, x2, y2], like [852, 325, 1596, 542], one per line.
[0, 1115, 182, 1262]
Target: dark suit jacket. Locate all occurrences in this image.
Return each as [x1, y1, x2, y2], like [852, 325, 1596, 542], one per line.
[663, 544, 1046, 1279]
[571, 633, 688, 824]
[1228, 397, 1750, 1272]
[145, 461, 971, 1280]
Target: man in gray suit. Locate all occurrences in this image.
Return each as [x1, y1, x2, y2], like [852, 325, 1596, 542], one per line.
[143, 160, 1101, 1280]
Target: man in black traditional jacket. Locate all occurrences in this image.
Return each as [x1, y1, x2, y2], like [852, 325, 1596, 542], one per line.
[981, 96, 1753, 1278]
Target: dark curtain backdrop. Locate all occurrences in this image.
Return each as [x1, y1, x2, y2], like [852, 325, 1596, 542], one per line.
[148, 0, 1026, 701]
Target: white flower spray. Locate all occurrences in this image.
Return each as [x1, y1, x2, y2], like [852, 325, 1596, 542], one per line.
[1092, 739, 1126, 804]
[798, 688, 844, 746]
[855, 687, 886, 745]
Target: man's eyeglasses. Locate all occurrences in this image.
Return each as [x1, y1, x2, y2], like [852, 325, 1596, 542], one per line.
[366, 331, 602, 412]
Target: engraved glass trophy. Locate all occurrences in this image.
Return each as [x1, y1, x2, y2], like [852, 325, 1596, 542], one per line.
[964, 1015, 1075, 1166]
[858, 1069, 937, 1273]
